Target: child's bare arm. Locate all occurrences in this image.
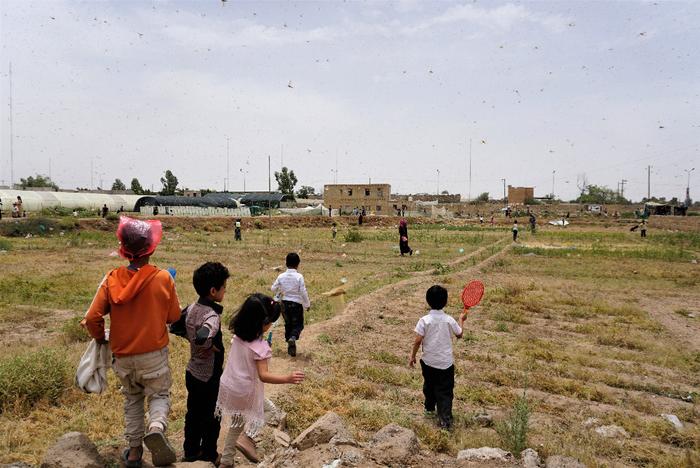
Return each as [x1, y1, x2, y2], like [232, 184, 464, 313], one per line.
[409, 333, 423, 368]
[256, 359, 305, 384]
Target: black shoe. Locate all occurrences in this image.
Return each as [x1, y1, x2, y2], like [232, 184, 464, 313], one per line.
[438, 419, 452, 430]
[287, 337, 297, 357]
[122, 447, 143, 468]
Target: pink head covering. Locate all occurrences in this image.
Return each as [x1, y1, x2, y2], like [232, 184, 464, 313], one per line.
[399, 219, 407, 228]
[116, 216, 163, 260]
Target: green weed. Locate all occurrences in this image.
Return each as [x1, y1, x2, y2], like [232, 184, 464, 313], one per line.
[0, 348, 71, 412]
[496, 392, 530, 455]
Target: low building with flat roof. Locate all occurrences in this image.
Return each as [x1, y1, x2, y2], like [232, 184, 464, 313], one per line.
[323, 184, 392, 214]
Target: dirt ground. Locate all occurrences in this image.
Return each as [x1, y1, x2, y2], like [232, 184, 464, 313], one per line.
[1, 216, 699, 466]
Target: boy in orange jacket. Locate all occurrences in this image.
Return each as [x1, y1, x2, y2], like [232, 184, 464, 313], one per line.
[85, 216, 181, 468]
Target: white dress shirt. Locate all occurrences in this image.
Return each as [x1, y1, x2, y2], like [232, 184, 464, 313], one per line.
[414, 309, 462, 369]
[271, 269, 310, 309]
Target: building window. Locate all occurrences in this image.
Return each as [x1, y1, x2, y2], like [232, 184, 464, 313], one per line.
[376, 205, 382, 211]
[365, 188, 370, 196]
[377, 189, 383, 198]
[348, 189, 353, 196]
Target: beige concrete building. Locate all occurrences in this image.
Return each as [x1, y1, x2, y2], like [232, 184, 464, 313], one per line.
[508, 186, 535, 205]
[323, 184, 392, 214]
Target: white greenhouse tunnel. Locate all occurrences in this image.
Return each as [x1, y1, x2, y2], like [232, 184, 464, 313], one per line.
[0, 190, 142, 213]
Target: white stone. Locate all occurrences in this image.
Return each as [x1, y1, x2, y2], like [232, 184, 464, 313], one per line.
[521, 448, 542, 468]
[456, 447, 513, 462]
[582, 417, 600, 428]
[594, 425, 629, 439]
[660, 414, 683, 430]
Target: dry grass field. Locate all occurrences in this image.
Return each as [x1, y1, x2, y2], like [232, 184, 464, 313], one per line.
[0, 216, 698, 466]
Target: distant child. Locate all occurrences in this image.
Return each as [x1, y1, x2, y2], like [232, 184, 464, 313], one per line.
[409, 285, 467, 430]
[179, 262, 230, 464]
[84, 216, 181, 467]
[512, 220, 519, 242]
[216, 294, 305, 468]
[234, 218, 242, 241]
[640, 219, 647, 238]
[271, 253, 310, 356]
[331, 222, 337, 241]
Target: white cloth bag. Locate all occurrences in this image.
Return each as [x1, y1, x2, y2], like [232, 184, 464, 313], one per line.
[75, 336, 112, 394]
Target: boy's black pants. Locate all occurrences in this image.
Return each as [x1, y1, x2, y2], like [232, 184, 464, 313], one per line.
[420, 360, 455, 426]
[184, 371, 221, 461]
[282, 301, 304, 341]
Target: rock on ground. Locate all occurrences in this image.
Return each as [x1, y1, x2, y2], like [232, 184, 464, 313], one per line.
[660, 413, 683, 430]
[545, 455, 587, 468]
[456, 447, 513, 462]
[291, 412, 353, 450]
[172, 462, 215, 468]
[368, 423, 420, 466]
[594, 425, 629, 439]
[521, 448, 542, 468]
[41, 432, 104, 468]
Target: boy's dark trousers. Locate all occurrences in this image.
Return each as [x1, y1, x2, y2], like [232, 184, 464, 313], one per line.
[184, 371, 221, 461]
[282, 301, 305, 340]
[420, 360, 455, 427]
[234, 227, 241, 241]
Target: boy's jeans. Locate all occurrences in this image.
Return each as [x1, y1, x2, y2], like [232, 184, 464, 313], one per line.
[113, 347, 172, 448]
[420, 360, 455, 426]
[282, 301, 304, 341]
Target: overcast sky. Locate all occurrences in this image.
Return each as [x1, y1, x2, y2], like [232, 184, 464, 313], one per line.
[1, 0, 698, 201]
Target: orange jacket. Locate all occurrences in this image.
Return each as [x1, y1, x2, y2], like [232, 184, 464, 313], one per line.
[85, 264, 181, 357]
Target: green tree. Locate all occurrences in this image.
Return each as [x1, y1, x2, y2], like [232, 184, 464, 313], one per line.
[476, 192, 489, 202]
[576, 185, 629, 204]
[111, 178, 126, 191]
[130, 178, 144, 194]
[274, 167, 298, 197]
[19, 174, 58, 190]
[295, 185, 316, 198]
[159, 170, 179, 196]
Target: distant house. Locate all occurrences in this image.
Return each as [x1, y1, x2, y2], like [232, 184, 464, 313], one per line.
[323, 184, 392, 214]
[507, 186, 534, 205]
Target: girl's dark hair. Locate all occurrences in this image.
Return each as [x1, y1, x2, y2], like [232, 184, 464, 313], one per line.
[230, 293, 283, 342]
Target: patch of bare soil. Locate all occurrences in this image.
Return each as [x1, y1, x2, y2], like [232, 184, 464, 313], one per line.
[0, 306, 77, 346]
[638, 295, 700, 352]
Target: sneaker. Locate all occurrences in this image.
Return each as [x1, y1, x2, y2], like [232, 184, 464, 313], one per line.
[144, 428, 177, 467]
[287, 337, 297, 357]
[438, 419, 452, 430]
[236, 433, 260, 463]
[424, 409, 436, 418]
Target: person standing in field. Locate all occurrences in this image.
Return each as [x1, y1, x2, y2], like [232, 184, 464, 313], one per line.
[409, 285, 467, 430]
[529, 213, 536, 233]
[331, 222, 337, 241]
[512, 220, 519, 242]
[217, 294, 305, 468]
[640, 219, 647, 238]
[234, 218, 242, 241]
[84, 216, 181, 467]
[271, 253, 310, 357]
[399, 219, 413, 256]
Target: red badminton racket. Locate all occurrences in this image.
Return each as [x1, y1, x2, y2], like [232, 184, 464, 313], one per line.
[461, 280, 485, 315]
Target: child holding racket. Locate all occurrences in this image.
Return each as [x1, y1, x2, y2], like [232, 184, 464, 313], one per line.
[409, 285, 468, 430]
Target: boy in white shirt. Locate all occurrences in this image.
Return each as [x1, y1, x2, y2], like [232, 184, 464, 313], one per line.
[271, 253, 310, 357]
[409, 285, 467, 429]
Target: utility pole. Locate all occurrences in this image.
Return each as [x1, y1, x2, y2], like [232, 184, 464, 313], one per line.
[551, 170, 556, 199]
[90, 158, 94, 190]
[226, 137, 230, 192]
[9, 62, 14, 187]
[620, 179, 628, 200]
[468, 137, 472, 202]
[268, 155, 272, 220]
[436, 169, 440, 195]
[502, 178, 507, 206]
[685, 168, 695, 205]
[647, 165, 651, 200]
